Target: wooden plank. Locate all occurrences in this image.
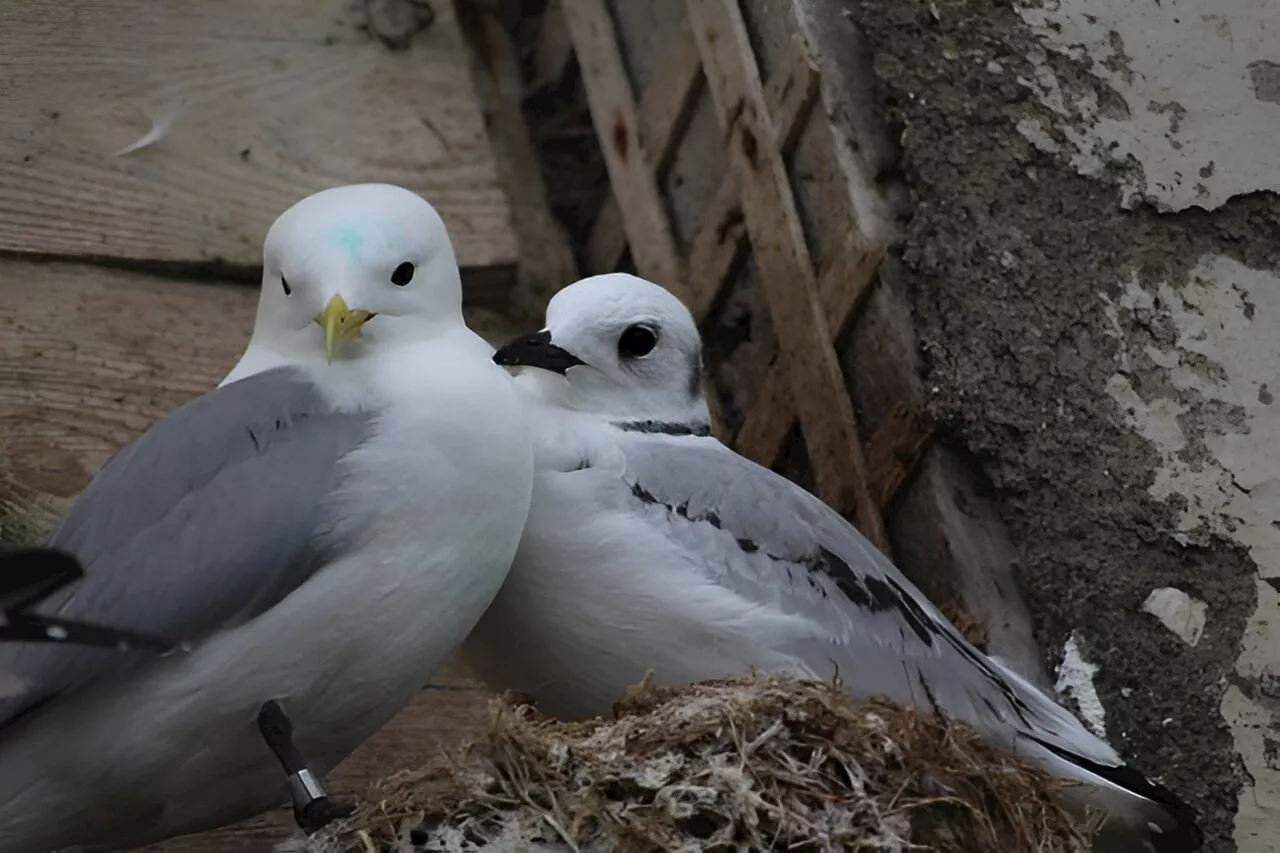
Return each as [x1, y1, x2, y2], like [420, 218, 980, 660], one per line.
[0, 259, 520, 535]
[0, 0, 516, 272]
[561, 0, 686, 297]
[584, 28, 703, 275]
[584, 190, 629, 275]
[138, 657, 490, 853]
[0, 261, 257, 531]
[461, 5, 580, 318]
[864, 401, 934, 512]
[684, 40, 818, 320]
[634, 27, 704, 177]
[685, 0, 887, 550]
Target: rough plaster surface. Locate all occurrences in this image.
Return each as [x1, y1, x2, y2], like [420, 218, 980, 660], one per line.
[1106, 258, 1280, 850]
[1015, 0, 1280, 213]
[851, 0, 1280, 848]
[1143, 587, 1208, 648]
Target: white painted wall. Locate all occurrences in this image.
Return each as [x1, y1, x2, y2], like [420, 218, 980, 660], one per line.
[1018, 2, 1280, 847]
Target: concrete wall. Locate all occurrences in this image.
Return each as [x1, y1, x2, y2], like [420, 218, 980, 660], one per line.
[848, 0, 1280, 850]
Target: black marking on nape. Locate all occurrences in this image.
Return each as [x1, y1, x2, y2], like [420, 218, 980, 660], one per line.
[614, 420, 713, 437]
[1028, 736, 1204, 853]
[688, 352, 704, 401]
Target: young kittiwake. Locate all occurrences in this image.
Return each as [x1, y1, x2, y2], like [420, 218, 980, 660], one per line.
[0, 184, 535, 853]
[461, 273, 1202, 853]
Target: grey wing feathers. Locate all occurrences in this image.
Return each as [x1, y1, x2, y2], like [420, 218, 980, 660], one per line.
[0, 367, 371, 728]
[614, 432, 1121, 767]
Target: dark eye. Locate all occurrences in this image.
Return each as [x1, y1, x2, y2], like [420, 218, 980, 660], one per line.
[281, 275, 291, 296]
[391, 261, 415, 287]
[618, 324, 658, 358]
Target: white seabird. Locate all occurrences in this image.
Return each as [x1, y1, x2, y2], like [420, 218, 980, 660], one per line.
[461, 272, 1202, 853]
[0, 184, 535, 853]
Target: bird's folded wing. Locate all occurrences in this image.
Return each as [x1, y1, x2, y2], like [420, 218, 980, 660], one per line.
[0, 367, 372, 728]
[609, 432, 1122, 768]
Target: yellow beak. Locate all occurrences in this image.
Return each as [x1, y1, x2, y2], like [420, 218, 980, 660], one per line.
[316, 295, 375, 363]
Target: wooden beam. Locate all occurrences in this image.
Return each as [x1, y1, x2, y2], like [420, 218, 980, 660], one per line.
[461, 2, 580, 320]
[561, 0, 685, 296]
[733, 237, 883, 468]
[532, 0, 576, 88]
[684, 39, 818, 320]
[865, 402, 934, 513]
[584, 190, 628, 275]
[685, 0, 886, 550]
[581, 25, 703, 276]
[0, 0, 515, 272]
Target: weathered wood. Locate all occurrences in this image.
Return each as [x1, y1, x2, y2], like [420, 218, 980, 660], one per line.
[685, 0, 887, 550]
[684, 37, 818, 320]
[0, 0, 516, 272]
[0, 262, 257, 530]
[561, 0, 686, 297]
[864, 401, 934, 512]
[584, 26, 703, 276]
[460, 3, 580, 321]
[584, 191, 629, 275]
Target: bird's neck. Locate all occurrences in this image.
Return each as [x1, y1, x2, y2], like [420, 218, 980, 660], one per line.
[513, 372, 711, 434]
[223, 319, 487, 411]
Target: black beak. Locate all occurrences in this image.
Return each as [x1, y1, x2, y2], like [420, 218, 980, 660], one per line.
[493, 330, 586, 376]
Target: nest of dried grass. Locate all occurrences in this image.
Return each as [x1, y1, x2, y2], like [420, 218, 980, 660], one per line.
[283, 674, 1091, 853]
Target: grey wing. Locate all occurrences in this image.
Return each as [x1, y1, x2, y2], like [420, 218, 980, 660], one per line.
[0, 367, 372, 728]
[611, 432, 1121, 767]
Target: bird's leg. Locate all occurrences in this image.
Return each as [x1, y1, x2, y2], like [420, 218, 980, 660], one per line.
[256, 700, 355, 833]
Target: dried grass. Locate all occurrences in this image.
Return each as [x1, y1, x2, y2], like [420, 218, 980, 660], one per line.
[283, 674, 1091, 853]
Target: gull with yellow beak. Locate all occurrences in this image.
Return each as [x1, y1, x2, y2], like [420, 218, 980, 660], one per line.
[0, 184, 535, 852]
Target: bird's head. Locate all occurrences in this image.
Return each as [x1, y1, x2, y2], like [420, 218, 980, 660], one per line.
[252, 183, 462, 364]
[493, 274, 710, 426]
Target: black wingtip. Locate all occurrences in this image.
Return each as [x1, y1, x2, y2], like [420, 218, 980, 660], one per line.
[0, 546, 180, 655]
[0, 546, 84, 611]
[1032, 736, 1204, 852]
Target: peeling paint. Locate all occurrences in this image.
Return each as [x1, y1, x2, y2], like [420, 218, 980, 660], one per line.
[1142, 587, 1208, 647]
[1053, 633, 1107, 739]
[1018, 0, 1280, 212]
[1104, 254, 1280, 849]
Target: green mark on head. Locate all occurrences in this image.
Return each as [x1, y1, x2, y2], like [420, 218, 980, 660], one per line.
[330, 225, 366, 263]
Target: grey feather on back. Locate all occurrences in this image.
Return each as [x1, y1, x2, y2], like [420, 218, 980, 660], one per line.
[608, 431, 1119, 767]
[0, 367, 371, 729]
